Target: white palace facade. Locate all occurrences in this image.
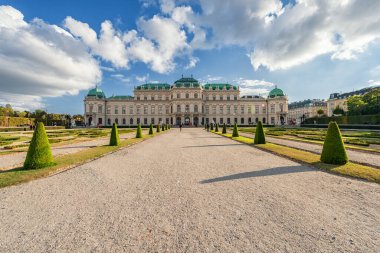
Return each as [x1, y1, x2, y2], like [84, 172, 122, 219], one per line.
[84, 77, 288, 127]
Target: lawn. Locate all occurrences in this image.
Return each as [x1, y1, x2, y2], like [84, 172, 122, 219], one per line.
[212, 130, 380, 183]
[0, 130, 163, 188]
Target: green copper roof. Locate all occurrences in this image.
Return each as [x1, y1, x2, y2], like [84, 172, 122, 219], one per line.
[174, 77, 200, 88]
[135, 83, 171, 90]
[268, 87, 284, 98]
[108, 95, 134, 100]
[203, 83, 238, 91]
[87, 87, 106, 98]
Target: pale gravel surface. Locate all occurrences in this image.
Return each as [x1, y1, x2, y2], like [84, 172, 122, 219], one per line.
[239, 132, 380, 168]
[0, 132, 136, 170]
[0, 128, 379, 252]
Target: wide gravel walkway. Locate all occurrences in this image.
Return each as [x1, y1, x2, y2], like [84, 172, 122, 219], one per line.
[0, 128, 379, 252]
[239, 132, 380, 168]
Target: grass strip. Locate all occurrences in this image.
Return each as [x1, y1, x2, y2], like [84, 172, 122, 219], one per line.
[0, 132, 160, 188]
[212, 131, 380, 183]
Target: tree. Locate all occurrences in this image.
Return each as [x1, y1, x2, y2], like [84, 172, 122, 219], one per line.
[156, 124, 161, 133]
[109, 123, 120, 146]
[136, 123, 143, 138]
[149, 123, 153, 135]
[215, 123, 219, 132]
[232, 123, 239, 137]
[347, 95, 367, 115]
[333, 106, 345, 115]
[317, 109, 325, 117]
[222, 123, 227, 134]
[23, 122, 54, 169]
[254, 121, 266, 144]
[320, 121, 348, 165]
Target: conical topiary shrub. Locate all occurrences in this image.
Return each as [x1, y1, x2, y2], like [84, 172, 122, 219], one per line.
[254, 121, 266, 144]
[165, 124, 168, 130]
[210, 123, 214, 131]
[215, 123, 219, 132]
[232, 123, 239, 137]
[320, 121, 348, 165]
[23, 122, 54, 169]
[110, 123, 120, 146]
[136, 123, 142, 138]
[157, 124, 161, 133]
[222, 123, 227, 134]
[149, 123, 153, 135]
[162, 124, 165, 131]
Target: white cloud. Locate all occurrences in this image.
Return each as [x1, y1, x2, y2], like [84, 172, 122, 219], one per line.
[235, 78, 274, 96]
[0, 6, 101, 110]
[240, 87, 270, 96]
[235, 78, 274, 87]
[111, 74, 130, 83]
[0, 92, 44, 111]
[185, 56, 199, 69]
[136, 74, 149, 83]
[368, 80, 380, 86]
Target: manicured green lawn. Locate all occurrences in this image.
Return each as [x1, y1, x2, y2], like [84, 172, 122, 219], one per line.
[0, 131, 163, 188]
[212, 131, 380, 183]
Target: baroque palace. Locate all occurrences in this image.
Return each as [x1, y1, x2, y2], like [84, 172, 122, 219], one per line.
[84, 77, 288, 127]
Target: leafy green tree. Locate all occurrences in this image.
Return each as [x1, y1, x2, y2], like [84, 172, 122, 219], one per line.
[149, 123, 153, 135]
[254, 121, 266, 144]
[320, 121, 348, 165]
[347, 95, 367, 115]
[23, 122, 54, 169]
[222, 123, 227, 134]
[232, 123, 239, 137]
[317, 109, 325, 117]
[110, 123, 120, 146]
[333, 106, 345, 115]
[136, 123, 143, 138]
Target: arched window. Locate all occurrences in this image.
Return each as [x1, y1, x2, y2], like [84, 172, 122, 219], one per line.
[194, 93, 198, 99]
[177, 104, 181, 112]
[115, 118, 118, 124]
[107, 118, 111, 125]
[130, 118, 133, 125]
[194, 105, 198, 113]
[177, 93, 180, 99]
[122, 118, 126, 125]
[185, 105, 190, 113]
[263, 117, 266, 124]
[186, 93, 189, 99]
[213, 95, 216, 100]
[280, 103, 284, 112]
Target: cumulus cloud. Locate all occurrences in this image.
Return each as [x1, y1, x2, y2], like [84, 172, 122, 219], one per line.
[235, 78, 274, 96]
[0, 5, 101, 109]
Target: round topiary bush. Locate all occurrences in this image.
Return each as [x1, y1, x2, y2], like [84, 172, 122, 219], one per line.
[320, 121, 348, 165]
[157, 124, 161, 133]
[215, 123, 219, 132]
[23, 122, 54, 169]
[254, 121, 266, 144]
[136, 123, 143, 138]
[149, 123, 153, 135]
[110, 123, 120, 146]
[232, 123, 239, 137]
[222, 123, 227, 134]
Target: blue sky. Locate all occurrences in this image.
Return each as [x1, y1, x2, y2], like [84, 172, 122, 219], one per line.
[0, 0, 380, 114]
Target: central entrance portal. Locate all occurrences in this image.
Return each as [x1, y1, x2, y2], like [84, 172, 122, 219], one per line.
[185, 116, 190, 126]
[176, 117, 181, 125]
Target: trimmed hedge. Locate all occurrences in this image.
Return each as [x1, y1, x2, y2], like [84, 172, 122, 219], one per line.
[109, 123, 120, 146]
[23, 122, 54, 169]
[254, 121, 266, 144]
[149, 124, 153, 135]
[232, 123, 239, 137]
[222, 123, 227, 134]
[303, 114, 380, 125]
[320, 122, 348, 165]
[136, 123, 143, 138]
[0, 116, 34, 127]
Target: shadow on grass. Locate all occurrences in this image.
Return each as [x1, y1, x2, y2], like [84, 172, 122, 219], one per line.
[200, 165, 313, 184]
[0, 166, 25, 173]
[182, 143, 244, 148]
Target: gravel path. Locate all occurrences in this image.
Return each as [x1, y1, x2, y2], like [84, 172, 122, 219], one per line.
[0, 128, 379, 252]
[0, 132, 136, 170]
[239, 132, 380, 168]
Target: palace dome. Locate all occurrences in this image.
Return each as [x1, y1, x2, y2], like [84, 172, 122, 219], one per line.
[174, 76, 200, 88]
[268, 87, 284, 98]
[87, 87, 106, 98]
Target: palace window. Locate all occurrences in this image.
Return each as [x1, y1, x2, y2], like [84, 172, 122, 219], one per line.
[271, 105, 275, 113]
[98, 105, 102, 113]
[177, 93, 180, 99]
[129, 106, 133, 114]
[186, 93, 189, 99]
[136, 106, 140, 114]
[177, 105, 181, 112]
[123, 118, 126, 125]
[263, 117, 266, 124]
[107, 106, 111, 114]
[219, 105, 223, 114]
[144, 118, 147, 125]
[234, 105, 238, 114]
[137, 118, 140, 124]
[166, 106, 169, 114]
[262, 105, 266, 114]
[280, 103, 284, 112]
[158, 105, 163, 114]
[151, 105, 155, 114]
[227, 105, 231, 114]
[115, 118, 119, 124]
[227, 118, 231, 124]
[248, 105, 252, 114]
[241, 118, 244, 124]
[194, 93, 198, 99]
[194, 105, 198, 113]
[234, 118, 238, 123]
[107, 118, 111, 125]
[205, 106, 209, 114]
[256, 117, 259, 123]
[130, 118, 133, 125]
[151, 118, 155, 124]
[248, 117, 252, 123]
[115, 107, 119, 114]
[255, 105, 259, 114]
[213, 95, 216, 101]
[234, 95, 238, 101]
[271, 117, 275, 124]
[144, 106, 148, 114]
[220, 118, 223, 124]
[144, 96, 147, 100]
[212, 106, 216, 114]
[185, 105, 190, 113]
[89, 105, 93, 113]
[241, 106, 244, 114]
[122, 107, 126, 114]
[227, 96, 230, 101]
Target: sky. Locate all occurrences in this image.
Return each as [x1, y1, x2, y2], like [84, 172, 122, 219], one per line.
[0, 0, 380, 114]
